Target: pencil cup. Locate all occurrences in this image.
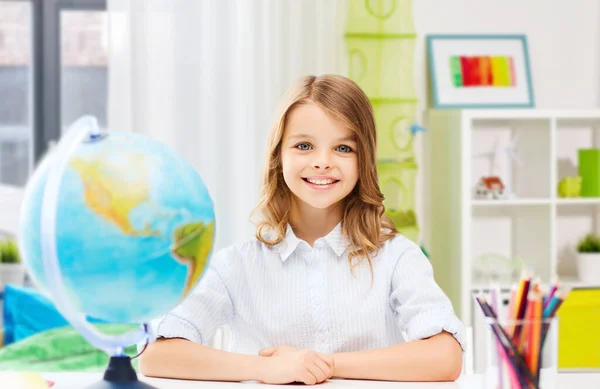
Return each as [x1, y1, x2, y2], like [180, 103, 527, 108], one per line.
[484, 317, 558, 389]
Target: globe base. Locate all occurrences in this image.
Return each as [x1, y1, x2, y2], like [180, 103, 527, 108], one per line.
[85, 381, 158, 389]
[84, 356, 158, 389]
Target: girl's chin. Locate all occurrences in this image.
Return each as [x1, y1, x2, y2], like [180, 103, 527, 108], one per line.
[295, 195, 345, 211]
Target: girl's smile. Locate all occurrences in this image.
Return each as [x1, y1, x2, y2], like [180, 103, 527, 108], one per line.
[302, 176, 341, 190]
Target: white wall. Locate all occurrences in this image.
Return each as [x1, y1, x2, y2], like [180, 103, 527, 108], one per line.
[414, 0, 600, 109]
[413, 0, 600, 243]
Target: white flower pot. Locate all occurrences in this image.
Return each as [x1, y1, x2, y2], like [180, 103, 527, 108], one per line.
[0, 263, 26, 291]
[577, 253, 600, 284]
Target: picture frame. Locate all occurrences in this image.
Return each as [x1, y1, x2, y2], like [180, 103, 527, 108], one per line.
[426, 34, 535, 109]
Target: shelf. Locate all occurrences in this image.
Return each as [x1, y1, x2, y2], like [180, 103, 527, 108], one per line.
[471, 279, 600, 291]
[559, 277, 600, 290]
[427, 108, 600, 373]
[472, 199, 551, 206]
[471, 198, 600, 206]
[471, 284, 514, 292]
[556, 198, 600, 205]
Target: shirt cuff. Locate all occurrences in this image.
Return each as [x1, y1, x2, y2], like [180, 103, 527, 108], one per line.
[404, 310, 466, 351]
[154, 315, 204, 344]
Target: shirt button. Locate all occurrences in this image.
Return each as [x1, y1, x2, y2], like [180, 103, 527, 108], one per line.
[315, 297, 321, 305]
[319, 334, 327, 342]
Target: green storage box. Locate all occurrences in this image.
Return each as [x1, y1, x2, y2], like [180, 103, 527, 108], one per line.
[579, 149, 600, 197]
[346, 37, 416, 99]
[346, 0, 415, 35]
[372, 101, 417, 161]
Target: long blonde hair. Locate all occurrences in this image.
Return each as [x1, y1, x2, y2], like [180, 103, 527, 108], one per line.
[252, 75, 398, 271]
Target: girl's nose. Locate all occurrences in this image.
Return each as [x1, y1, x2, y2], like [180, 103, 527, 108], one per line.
[313, 151, 332, 170]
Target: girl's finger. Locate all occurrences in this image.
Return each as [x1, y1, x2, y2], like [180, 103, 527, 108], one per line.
[258, 347, 275, 357]
[302, 369, 318, 385]
[314, 358, 331, 379]
[307, 362, 326, 383]
[317, 353, 335, 370]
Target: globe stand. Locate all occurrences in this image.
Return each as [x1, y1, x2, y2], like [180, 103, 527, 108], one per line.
[85, 356, 158, 388]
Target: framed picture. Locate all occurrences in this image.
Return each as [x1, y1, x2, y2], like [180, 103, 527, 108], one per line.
[427, 34, 534, 109]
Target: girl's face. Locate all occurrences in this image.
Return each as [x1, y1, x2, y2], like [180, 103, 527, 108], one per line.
[280, 103, 359, 213]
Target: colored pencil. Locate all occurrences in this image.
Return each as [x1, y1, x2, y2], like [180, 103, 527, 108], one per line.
[476, 296, 539, 389]
[490, 284, 505, 389]
[476, 274, 571, 389]
[543, 277, 559, 310]
[530, 295, 543, 379]
[541, 288, 571, 346]
[509, 274, 526, 337]
[512, 273, 531, 343]
[519, 297, 534, 356]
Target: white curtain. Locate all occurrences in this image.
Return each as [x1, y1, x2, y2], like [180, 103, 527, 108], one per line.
[106, 0, 347, 249]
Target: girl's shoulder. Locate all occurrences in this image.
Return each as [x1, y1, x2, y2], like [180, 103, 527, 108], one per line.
[378, 233, 423, 261]
[210, 237, 274, 267]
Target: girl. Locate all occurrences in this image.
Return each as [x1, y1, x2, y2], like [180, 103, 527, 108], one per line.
[140, 75, 464, 384]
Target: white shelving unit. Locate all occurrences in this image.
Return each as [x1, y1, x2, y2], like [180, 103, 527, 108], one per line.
[424, 110, 600, 371]
[425, 108, 600, 324]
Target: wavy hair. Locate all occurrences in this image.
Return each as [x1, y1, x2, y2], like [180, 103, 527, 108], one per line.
[252, 75, 398, 272]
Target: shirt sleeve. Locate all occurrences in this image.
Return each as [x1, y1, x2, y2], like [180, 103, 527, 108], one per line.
[149, 247, 236, 345]
[389, 238, 466, 351]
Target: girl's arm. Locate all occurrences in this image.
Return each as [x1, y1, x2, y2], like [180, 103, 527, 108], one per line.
[139, 338, 265, 381]
[331, 331, 462, 381]
[140, 338, 335, 384]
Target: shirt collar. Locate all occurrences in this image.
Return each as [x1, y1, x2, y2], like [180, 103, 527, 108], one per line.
[277, 222, 349, 262]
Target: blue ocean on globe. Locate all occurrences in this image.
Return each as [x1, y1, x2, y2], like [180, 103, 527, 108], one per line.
[19, 130, 215, 324]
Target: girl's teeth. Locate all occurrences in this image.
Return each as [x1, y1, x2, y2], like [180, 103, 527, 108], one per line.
[308, 179, 334, 185]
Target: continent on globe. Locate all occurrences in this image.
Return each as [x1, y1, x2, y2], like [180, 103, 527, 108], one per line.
[172, 221, 215, 296]
[69, 154, 159, 237]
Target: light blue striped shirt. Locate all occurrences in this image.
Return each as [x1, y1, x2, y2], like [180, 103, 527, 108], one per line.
[153, 223, 465, 354]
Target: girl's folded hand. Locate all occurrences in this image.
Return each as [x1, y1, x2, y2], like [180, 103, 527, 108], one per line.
[258, 348, 334, 385]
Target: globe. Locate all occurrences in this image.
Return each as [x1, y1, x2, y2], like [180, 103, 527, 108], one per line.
[17, 116, 215, 387]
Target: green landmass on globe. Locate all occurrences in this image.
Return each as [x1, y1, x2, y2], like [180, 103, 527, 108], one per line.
[20, 125, 216, 324]
[69, 154, 160, 237]
[70, 153, 215, 297]
[172, 221, 215, 296]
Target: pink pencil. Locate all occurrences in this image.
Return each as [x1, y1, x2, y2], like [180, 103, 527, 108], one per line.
[490, 285, 505, 389]
[543, 278, 559, 311]
[497, 339, 521, 389]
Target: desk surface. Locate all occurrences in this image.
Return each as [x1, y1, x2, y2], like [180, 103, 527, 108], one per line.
[41, 372, 600, 389]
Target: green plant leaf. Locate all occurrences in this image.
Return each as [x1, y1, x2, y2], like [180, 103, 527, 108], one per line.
[0, 239, 21, 264]
[577, 234, 600, 253]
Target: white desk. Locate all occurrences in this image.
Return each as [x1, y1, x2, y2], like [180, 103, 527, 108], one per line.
[42, 372, 600, 389]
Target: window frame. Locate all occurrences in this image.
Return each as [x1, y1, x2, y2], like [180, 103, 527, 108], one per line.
[32, 0, 107, 162]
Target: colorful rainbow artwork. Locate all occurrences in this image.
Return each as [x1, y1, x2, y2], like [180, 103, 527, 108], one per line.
[450, 56, 516, 87]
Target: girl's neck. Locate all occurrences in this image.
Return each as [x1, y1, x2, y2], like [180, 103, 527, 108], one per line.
[289, 199, 343, 246]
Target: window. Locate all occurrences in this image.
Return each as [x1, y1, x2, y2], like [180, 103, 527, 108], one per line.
[0, 0, 106, 187]
[0, 0, 33, 186]
[60, 9, 108, 132]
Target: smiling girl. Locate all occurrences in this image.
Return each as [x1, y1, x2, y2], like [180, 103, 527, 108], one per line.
[140, 75, 465, 385]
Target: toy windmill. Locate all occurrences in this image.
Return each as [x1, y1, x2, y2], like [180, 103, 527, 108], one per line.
[473, 135, 521, 198]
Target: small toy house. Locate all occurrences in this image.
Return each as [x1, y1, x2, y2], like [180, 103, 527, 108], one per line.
[474, 176, 505, 199]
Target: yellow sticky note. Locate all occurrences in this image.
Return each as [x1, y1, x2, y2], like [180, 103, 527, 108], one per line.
[0, 372, 52, 389]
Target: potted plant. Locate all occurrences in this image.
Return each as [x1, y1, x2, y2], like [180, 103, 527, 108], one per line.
[0, 238, 25, 292]
[577, 233, 600, 284]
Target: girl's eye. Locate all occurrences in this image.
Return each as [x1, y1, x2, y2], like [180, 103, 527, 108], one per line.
[296, 143, 312, 151]
[336, 145, 353, 153]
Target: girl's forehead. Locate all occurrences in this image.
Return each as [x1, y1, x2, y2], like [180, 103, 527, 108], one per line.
[284, 104, 355, 140]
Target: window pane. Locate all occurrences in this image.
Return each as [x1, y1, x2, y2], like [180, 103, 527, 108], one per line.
[0, 1, 32, 187]
[60, 10, 108, 133]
